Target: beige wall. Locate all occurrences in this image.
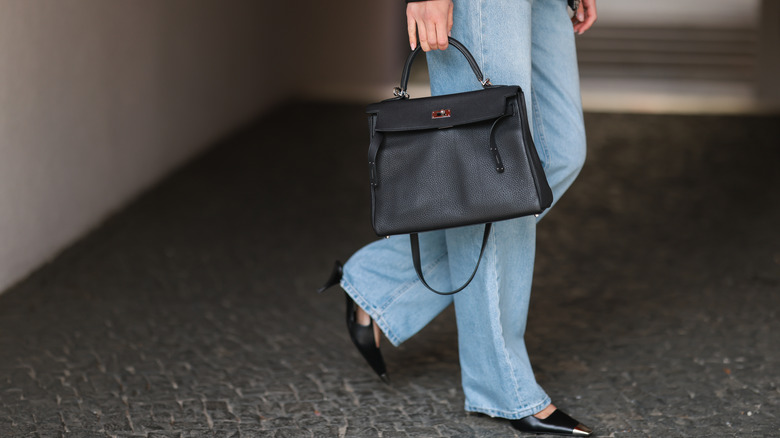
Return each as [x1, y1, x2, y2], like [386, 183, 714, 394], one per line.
[0, 0, 400, 294]
[0, 1, 293, 293]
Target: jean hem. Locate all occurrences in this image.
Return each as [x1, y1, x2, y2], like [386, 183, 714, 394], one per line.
[339, 277, 402, 347]
[464, 395, 551, 420]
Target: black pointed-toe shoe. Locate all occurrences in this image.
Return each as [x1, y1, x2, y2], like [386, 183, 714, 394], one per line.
[318, 261, 390, 384]
[510, 409, 593, 436]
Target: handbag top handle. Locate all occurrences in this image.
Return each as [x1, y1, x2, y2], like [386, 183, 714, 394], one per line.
[396, 37, 492, 98]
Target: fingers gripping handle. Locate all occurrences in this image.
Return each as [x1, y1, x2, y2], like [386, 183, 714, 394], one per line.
[398, 37, 490, 96]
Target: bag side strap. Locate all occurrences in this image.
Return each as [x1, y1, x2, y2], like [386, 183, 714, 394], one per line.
[367, 123, 383, 187]
[410, 223, 492, 295]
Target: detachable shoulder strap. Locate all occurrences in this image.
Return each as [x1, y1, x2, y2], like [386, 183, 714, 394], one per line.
[409, 223, 492, 295]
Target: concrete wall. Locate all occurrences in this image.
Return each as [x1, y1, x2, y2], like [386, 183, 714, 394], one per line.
[0, 0, 403, 294]
[297, 0, 404, 101]
[0, 1, 293, 293]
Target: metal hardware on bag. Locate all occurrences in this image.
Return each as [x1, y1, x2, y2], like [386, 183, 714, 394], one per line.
[369, 162, 378, 187]
[393, 87, 409, 99]
[369, 37, 554, 243]
[432, 109, 451, 119]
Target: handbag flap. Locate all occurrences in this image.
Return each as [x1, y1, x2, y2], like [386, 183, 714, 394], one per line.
[367, 85, 519, 132]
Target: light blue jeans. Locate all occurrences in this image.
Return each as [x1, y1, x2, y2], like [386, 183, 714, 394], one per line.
[341, 0, 586, 420]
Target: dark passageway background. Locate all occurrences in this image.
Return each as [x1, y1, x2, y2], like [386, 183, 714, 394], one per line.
[1, 0, 779, 437]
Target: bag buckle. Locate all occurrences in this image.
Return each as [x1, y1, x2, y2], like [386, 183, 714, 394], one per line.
[393, 87, 409, 99]
[369, 161, 378, 187]
[481, 78, 492, 87]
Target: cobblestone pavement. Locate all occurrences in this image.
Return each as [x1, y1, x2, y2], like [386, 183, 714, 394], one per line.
[1, 103, 779, 437]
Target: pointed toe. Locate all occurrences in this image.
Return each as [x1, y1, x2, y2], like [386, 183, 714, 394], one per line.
[318, 260, 390, 384]
[572, 423, 593, 436]
[510, 409, 593, 436]
[346, 294, 389, 382]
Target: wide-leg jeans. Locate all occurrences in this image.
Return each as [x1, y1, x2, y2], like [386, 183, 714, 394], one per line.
[340, 0, 586, 420]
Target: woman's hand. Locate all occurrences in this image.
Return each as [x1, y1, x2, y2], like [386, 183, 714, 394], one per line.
[572, 0, 597, 35]
[406, 0, 454, 51]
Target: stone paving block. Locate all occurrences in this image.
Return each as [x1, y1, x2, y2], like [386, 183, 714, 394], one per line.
[279, 401, 317, 416]
[233, 403, 265, 426]
[133, 407, 177, 434]
[375, 431, 409, 438]
[204, 400, 239, 422]
[310, 426, 347, 438]
[260, 415, 299, 429]
[0, 422, 37, 437]
[148, 432, 184, 438]
[267, 427, 312, 438]
[206, 429, 242, 438]
[61, 408, 104, 432]
[292, 413, 329, 430]
[398, 425, 446, 437]
[178, 429, 221, 438]
[65, 430, 111, 438]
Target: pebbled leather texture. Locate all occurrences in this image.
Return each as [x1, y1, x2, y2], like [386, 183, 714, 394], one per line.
[368, 87, 553, 236]
[365, 36, 554, 294]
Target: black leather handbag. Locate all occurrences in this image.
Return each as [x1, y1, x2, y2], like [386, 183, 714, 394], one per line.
[366, 37, 553, 295]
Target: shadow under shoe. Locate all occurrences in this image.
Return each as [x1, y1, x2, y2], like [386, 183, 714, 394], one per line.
[318, 261, 389, 384]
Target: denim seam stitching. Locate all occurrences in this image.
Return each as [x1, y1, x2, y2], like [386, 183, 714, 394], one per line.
[380, 249, 448, 345]
[531, 86, 552, 171]
[379, 249, 448, 313]
[488, 229, 524, 408]
[478, 0, 486, 80]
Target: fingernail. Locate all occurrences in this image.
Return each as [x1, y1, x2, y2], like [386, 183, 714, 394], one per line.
[577, 12, 584, 21]
[411, 42, 416, 50]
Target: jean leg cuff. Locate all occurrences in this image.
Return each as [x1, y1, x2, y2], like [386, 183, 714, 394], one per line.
[464, 395, 551, 420]
[339, 277, 402, 347]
